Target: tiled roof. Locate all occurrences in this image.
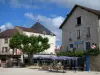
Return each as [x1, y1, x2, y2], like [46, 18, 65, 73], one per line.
[59, 4, 100, 29]
[0, 22, 56, 38]
[0, 29, 17, 38]
[31, 22, 56, 36]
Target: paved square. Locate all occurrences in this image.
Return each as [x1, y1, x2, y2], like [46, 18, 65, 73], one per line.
[0, 68, 100, 75]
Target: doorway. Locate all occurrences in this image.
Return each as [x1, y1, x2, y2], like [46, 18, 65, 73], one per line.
[85, 42, 91, 50]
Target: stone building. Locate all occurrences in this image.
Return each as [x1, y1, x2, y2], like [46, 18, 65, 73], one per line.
[60, 4, 100, 51]
[59, 4, 100, 71]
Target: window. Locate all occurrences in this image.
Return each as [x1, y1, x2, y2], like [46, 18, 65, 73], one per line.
[77, 30, 80, 39]
[2, 47, 8, 53]
[76, 16, 81, 25]
[86, 27, 90, 37]
[5, 47, 8, 52]
[69, 32, 72, 41]
[4, 38, 8, 43]
[42, 31, 46, 35]
[85, 42, 91, 50]
[2, 47, 4, 53]
[70, 44, 73, 48]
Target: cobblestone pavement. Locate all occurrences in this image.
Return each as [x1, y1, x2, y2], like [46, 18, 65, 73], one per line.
[0, 68, 100, 75]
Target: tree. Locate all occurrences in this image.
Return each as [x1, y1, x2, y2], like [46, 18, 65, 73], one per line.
[9, 32, 23, 54]
[28, 35, 50, 64]
[9, 32, 50, 65]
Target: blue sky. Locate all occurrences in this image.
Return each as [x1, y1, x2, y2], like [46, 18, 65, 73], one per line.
[0, 0, 100, 47]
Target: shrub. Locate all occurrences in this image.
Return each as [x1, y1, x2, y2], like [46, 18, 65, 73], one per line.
[57, 50, 85, 57]
[57, 48, 100, 57]
[85, 48, 100, 56]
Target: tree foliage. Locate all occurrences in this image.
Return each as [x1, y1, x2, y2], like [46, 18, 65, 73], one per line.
[9, 32, 50, 54]
[57, 50, 85, 57]
[9, 32, 50, 65]
[85, 48, 100, 56]
[9, 32, 22, 49]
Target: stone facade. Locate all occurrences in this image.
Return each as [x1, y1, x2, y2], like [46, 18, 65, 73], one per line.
[61, 6, 99, 51]
[90, 55, 100, 71]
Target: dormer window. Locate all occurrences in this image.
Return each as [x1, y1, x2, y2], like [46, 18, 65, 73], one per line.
[43, 31, 46, 35]
[76, 16, 81, 26]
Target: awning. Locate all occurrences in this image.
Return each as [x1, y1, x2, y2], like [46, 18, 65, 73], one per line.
[33, 55, 79, 60]
[33, 54, 57, 59]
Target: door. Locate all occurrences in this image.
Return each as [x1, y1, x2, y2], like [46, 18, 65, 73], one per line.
[85, 42, 90, 50]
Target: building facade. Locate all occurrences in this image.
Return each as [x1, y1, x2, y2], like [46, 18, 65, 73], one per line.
[0, 22, 56, 65]
[60, 5, 100, 51]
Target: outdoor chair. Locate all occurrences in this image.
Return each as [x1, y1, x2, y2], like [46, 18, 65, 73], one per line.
[49, 64, 65, 72]
[42, 65, 48, 70]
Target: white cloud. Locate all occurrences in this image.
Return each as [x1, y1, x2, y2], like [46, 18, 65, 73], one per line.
[24, 12, 64, 42]
[0, 22, 14, 31]
[48, 0, 100, 10]
[24, 12, 64, 28]
[1, 0, 100, 10]
[52, 17, 64, 28]
[0, 0, 100, 10]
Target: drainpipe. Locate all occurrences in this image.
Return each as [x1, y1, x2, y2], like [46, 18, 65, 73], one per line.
[86, 55, 90, 71]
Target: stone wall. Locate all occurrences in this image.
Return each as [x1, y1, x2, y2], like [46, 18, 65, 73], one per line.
[90, 54, 100, 71]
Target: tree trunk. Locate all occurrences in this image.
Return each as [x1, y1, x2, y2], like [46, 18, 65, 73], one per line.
[28, 53, 33, 65]
[13, 49, 14, 55]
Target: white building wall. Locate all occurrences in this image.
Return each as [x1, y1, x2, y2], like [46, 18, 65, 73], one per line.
[62, 7, 99, 51]
[23, 31, 56, 54]
[0, 38, 11, 53]
[0, 31, 56, 55]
